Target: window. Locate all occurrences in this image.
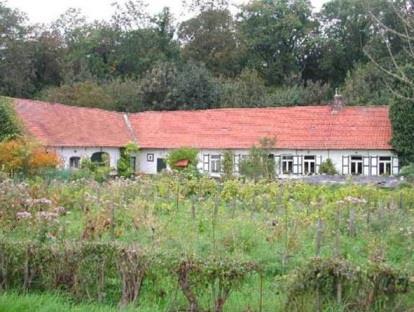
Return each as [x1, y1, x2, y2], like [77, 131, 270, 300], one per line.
[350, 156, 363, 175]
[378, 156, 391, 175]
[157, 158, 167, 173]
[303, 155, 316, 175]
[147, 153, 154, 162]
[91, 152, 110, 167]
[211, 155, 221, 173]
[69, 156, 80, 169]
[282, 156, 294, 174]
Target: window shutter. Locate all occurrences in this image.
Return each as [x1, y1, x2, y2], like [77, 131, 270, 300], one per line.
[293, 156, 299, 175]
[342, 155, 349, 175]
[316, 156, 322, 174]
[371, 156, 378, 176]
[234, 154, 240, 173]
[203, 154, 210, 172]
[392, 157, 399, 175]
[363, 156, 370, 176]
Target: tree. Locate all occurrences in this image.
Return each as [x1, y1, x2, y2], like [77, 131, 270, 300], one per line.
[139, 61, 221, 111]
[103, 79, 142, 112]
[138, 62, 179, 110]
[172, 62, 221, 110]
[238, 0, 314, 85]
[39, 81, 115, 109]
[0, 2, 36, 97]
[31, 29, 65, 91]
[219, 69, 270, 107]
[343, 63, 390, 105]
[179, 8, 245, 77]
[389, 72, 414, 165]
[363, 1, 414, 164]
[0, 97, 21, 141]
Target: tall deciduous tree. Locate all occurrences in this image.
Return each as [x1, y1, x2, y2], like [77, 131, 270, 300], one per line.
[179, 8, 245, 77]
[363, 1, 414, 164]
[238, 0, 314, 86]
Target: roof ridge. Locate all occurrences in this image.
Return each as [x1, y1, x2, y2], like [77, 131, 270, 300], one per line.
[123, 113, 139, 145]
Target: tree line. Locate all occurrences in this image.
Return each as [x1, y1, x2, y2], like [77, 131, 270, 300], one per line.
[0, 0, 407, 111]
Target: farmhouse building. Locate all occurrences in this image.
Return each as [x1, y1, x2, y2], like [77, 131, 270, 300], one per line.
[13, 97, 399, 177]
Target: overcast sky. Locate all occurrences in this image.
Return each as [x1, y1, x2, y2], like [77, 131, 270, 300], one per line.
[7, 0, 329, 24]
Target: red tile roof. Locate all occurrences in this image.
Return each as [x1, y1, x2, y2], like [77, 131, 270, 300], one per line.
[14, 99, 132, 147]
[129, 106, 392, 150]
[13, 99, 392, 150]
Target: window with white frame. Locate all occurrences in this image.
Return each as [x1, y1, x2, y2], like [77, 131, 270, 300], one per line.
[69, 156, 80, 169]
[378, 156, 391, 175]
[210, 155, 221, 173]
[303, 155, 316, 175]
[350, 156, 363, 175]
[282, 156, 294, 174]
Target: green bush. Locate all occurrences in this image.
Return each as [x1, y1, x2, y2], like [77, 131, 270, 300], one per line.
[319, 158, 338, 175]
[117, 143, 139, 178]
[400, 163, 414, 182]
[0, 97, 21, 141]
[222, 150, 235, 180]
[239, 137, 276, 180]
[167, 147, 199, 170]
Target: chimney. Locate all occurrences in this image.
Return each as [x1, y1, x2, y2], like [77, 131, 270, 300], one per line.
[332, 88, 344, 112]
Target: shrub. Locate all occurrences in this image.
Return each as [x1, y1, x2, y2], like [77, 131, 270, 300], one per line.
[167, 147, 199, 170]
[319, 158, 337, 175]
[222, 150, 235, 180]
[400, 163, 414, 182]
[239, 137, 276, 180]
[0, 96, 21, 141]
[0, 138, 59, 176]
[117, 143, 139, 178]
[79, 158, 111, 182]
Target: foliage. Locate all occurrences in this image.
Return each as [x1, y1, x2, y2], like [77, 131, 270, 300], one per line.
[167, 147, 199, 170]
[179, 7, 244, 77]
[343, 63, 391, 106]
[238, 0, 314, 85]
[400, 163, 414, 182]
[0, 97, 21, 141]
[39, 81, 115, 109]
[319, 158, 338, 175]
[172, 61, 221, 110]
[0, 138, 59, 176]
[269, 80, 331, 106]
[239, 137, 276, 180]
[117, 142, 139, 178]
[102, 79, 142, 112]
[287, 257, 409, 310]
[219, 69, 270, 107]
[222, 150, 234, 180]
[389, 66, 414, 165]
[79, 158, 111, 182]
[0, 175, 414, 309]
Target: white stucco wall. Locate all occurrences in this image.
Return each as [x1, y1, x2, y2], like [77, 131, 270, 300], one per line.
[138, 148, 399, 177]
[54, 147, 121, 169]
[51, 146, 399, 177]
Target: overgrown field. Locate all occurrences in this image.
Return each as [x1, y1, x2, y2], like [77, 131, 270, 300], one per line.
[1, 173, 414, 311]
